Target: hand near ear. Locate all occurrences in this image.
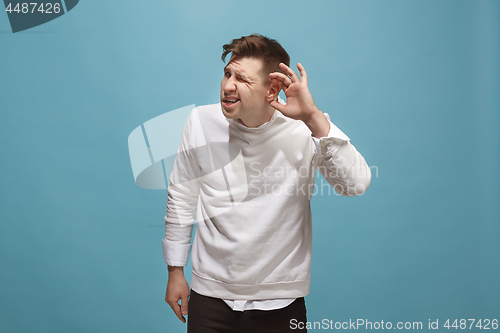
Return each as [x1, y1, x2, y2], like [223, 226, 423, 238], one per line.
[269, 63, 330, 138]
[269, 63, 318, 121]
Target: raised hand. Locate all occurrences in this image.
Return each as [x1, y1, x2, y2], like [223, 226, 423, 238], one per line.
[269, 63, 330, 138]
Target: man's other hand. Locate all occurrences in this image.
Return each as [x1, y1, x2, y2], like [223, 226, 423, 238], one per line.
[165, 266, 190, 323]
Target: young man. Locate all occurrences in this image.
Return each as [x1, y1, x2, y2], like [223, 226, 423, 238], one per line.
[163, 34, 371, 333]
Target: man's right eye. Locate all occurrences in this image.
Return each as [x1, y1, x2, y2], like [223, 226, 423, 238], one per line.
[224, 72, 231, 78]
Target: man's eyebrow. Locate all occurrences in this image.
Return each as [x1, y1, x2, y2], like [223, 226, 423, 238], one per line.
[223, 65, 252, 81]
[237, 72, 251, 81]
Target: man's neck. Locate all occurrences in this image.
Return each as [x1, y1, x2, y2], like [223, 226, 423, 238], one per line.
[237, 107, 275, 128]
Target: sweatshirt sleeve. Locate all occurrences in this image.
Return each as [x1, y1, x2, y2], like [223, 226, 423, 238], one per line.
[312, 113, 371, 197]
[162, 109, 202, 267]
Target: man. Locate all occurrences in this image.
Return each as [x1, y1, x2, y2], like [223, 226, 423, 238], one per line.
[163, 34, 371, 332]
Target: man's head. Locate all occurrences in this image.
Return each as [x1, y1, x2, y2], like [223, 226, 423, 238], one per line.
[220, 34, 290, 127]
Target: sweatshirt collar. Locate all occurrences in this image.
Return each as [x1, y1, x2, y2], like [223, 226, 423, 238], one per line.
[228, 96, 287, 131]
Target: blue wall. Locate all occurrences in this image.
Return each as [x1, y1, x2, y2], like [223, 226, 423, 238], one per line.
[1, 0, 498, 332]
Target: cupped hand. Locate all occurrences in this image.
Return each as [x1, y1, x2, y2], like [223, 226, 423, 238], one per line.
[269, 62, 319, 122]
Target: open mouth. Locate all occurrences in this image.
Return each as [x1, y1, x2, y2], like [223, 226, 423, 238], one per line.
[222, 97, 240, 108]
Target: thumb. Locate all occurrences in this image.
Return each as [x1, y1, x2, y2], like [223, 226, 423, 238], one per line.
[269, 100, 285, 113]
[180, 293, 189, 316]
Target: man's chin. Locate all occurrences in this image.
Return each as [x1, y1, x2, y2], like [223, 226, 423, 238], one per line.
[220, 103, 237, 119]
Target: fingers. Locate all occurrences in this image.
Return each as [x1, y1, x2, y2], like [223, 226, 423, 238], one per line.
[180, 293, 189, 317]
[166, 295, 184, 322]
[279, 63, 299, 82]
[269, 99, 285, 113]
[274, 63, 308, 85]
[165, 289, 187, 323]
[169, 299, 186, 323]
[269, 72, 292, 88]
[297, 63, 308, 84]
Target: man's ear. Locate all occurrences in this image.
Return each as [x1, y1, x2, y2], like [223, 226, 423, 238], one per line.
[266, 80, 281, 102]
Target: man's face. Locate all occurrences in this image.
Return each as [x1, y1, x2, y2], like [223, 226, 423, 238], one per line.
[220, 57, 273, 127]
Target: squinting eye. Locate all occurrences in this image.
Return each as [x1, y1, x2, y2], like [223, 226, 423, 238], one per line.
[224, 72, 231, 77]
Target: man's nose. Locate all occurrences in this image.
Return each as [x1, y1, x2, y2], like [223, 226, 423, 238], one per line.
[223, 77, 236, 93]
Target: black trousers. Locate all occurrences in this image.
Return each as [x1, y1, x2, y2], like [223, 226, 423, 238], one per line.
[187, 290, 307, 333]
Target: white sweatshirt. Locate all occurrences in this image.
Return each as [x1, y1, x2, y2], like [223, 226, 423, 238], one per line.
[163, 103, 371, 300]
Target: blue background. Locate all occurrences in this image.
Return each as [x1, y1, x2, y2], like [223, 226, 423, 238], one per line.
[1, 0, 498, 332]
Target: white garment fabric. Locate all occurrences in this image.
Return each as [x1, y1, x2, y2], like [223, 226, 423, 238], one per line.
[163, 103, 371, 309]
[223, 297, 296, 312]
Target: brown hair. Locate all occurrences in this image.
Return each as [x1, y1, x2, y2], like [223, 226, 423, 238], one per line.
[221, 34, 290, 79]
